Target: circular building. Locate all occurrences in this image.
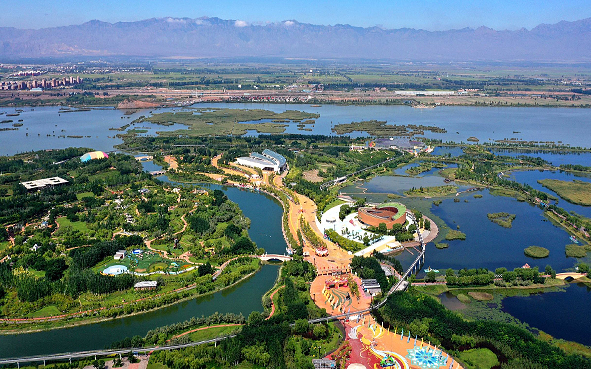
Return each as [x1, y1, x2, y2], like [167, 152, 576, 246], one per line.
[358, 202, 406, 229]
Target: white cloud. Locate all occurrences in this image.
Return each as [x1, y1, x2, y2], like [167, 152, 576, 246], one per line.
[284, 20, 295, 27]
[234, 20, 249, 27]
[166, 18, 186, 24]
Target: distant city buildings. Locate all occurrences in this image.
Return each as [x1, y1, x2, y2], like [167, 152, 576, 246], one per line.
[0, 76, 82, 91]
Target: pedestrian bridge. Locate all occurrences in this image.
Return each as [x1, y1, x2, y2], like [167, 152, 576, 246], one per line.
[257, 254, 292, 262]
[555, 272, 587, 281]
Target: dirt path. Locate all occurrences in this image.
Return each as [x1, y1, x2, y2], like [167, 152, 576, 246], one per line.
[164, 155, 178, 170]
[265, 285, 285, 320]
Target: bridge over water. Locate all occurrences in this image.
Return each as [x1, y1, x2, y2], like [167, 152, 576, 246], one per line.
[1, 217, 424, 366]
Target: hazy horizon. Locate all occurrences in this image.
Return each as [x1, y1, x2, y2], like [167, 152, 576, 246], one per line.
[1, 0, 591, 31]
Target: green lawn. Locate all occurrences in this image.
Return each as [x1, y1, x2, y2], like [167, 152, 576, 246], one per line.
[56, 217, 91, 233]
[76, 191, 95, 200]
[458, 348, 499, 369]
[28, 305, 61, 318]
[0, 241, 10, 252]
[187, 325, 242, 342]
[147, 362, 170, 369]
[323, 198, 346, 212]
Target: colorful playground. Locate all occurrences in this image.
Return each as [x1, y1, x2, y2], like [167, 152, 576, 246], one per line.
[330, 317, 462, 369]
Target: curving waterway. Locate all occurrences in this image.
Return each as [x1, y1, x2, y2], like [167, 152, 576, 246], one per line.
[2, 106, 591, 355]
[0, 177, 286, 358]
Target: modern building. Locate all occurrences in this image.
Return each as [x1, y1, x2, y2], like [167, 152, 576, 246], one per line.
[20, 177, 69, 191]
[114, 250, 126, 260]
[361, 279, 382, 296]
[236, 149, 287, 173]
[358, 202, 406, 229]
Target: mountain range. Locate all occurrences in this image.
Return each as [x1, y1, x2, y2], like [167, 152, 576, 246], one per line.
[1, 17, 591, 62]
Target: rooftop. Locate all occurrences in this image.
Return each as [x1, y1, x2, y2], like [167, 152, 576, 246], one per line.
[20, 177, 69, 190]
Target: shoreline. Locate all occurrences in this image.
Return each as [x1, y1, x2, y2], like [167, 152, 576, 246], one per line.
[0, 264, 263, 335]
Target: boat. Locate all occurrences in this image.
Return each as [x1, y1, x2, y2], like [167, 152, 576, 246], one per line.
[570, 235, 579, 244]
[424, 267, 439, 273]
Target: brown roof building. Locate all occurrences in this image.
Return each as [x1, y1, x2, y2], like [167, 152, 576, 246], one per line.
[358, 202, 406, 229]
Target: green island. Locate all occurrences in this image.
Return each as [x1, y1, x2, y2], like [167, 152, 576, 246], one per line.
[131, 108, 319, 137]
[565, 243, 591, 258]
[538, 179, 591, 206]
[331, 119, 446, 136]
[404, 184, 458, 197]
[445, 229, 467, 240]
[405, 161, 448, 176]
[524, 246, 550, 258]
[487, 212, 516, 228]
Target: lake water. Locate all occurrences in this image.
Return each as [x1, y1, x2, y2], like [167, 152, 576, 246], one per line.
[502, 283, 591, 346]
[3, 104, 591, 157]
[2, 105, 591, 353]
[492, 149, 591, 167]
[509, 170, 591, 218]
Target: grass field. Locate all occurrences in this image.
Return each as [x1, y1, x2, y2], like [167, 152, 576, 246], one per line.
[458, 348, 499, 369]
[28, 305, 61, 318]
[56, 217, 91, 233]
[323, 198, 346, 212]
[0, 241, 10, 252]
[538, 179, 591, 206]
[76, 191, 95, 201]
[187, 325, 242, 342]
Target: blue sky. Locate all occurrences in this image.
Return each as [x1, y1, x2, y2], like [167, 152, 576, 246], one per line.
[2, 0, 591, 30]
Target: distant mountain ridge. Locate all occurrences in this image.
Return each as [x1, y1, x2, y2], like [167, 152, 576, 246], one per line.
[1, 17, 591, 61]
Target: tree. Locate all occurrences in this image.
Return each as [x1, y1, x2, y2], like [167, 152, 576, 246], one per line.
[231, 237, 255, 254]
[197, 262, 213, 276]
[502, 271, 517, 283]
[378, 222, 388, 233]
[0, 227, 8, 242]
[293, 319, 310, 335]
[425, 271, 437, 283]
[247, 311, 264, 326]
[313, 324, 328, 339]
[213, 189, 227, 206]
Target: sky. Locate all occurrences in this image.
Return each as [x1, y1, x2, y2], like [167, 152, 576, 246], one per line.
[1, 0, 591, 30]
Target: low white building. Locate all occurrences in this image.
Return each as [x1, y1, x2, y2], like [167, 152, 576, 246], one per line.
[114, 250, 126, 260]
[236, 149, 287, 173]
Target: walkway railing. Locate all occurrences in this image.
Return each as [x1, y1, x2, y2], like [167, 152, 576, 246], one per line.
[0, 335, 237, 366]
[1, 205, 426, 366]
